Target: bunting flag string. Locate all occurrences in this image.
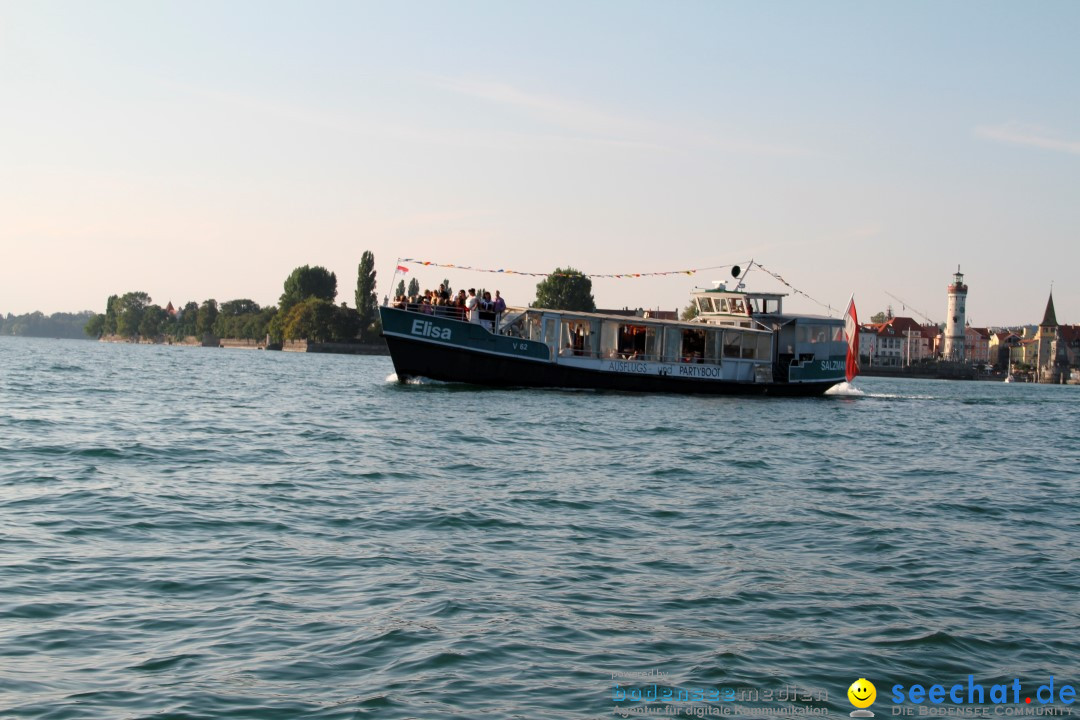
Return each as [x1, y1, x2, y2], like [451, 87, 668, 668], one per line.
[752, 262, 837, 317]
[395, 257, 841, 316]
[397, 258, 741, 279]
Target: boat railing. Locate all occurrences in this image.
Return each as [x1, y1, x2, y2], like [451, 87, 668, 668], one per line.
[390, 301, 507, 331]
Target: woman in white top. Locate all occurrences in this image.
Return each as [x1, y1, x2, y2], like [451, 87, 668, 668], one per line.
[465, 288, 480, 323]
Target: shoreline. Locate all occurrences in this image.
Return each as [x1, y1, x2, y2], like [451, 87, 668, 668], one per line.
[95, 334, 390, 356]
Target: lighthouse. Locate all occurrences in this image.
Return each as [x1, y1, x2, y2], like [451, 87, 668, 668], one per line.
[943, 266, 967, 362]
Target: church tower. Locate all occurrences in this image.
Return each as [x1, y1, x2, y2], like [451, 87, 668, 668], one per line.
[1037, 291, 1066, 383]
[943, 267, 967, 362]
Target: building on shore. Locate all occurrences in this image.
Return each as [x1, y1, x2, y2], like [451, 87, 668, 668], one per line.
[861, 316, 941, 367]
[990, 330, 1022, 371]
[965, 326, 992, 365]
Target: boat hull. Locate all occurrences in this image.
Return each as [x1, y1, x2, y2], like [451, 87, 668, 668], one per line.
[383, 333, 837, 397]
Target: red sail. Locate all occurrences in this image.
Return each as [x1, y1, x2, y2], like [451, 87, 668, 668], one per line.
[844, 296, 859, 382]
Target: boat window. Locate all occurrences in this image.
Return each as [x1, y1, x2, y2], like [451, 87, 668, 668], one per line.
[763, 298, 781, 314]
[741, 335, 756, 358]
[644, 326, 659, 359]
[796, 325, 811, 344]
[560, 319, 593, 356]
[681, 328, 706, 363]
[730, 298, 745, 315]
[507, 313, 542, 340]
[600, 321, 620, 358]
[527, 314, 543, 341]
[718, 298, 729, 313]
[832, 325, 844, 342]
[756, 333, 773, 360]
[722, 331, 742, 358]
[502, 314, 525, 338]
[697, 297, 714, 313]
[544, 318, 557, 349]
[663, 327, 682, 362]
[704, 329, 721, 363]
[617, 324, 657, 360]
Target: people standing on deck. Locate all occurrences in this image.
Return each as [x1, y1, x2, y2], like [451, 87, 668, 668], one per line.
[454, 290, 468, 321]
[396, 284, 507, 326]
[465, 289, 480, 323]
[478, 291, 496, 330]
[491, 290, 507, 331]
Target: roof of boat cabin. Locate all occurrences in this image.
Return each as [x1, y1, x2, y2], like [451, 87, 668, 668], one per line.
[520, 307, 840, 327]
[691, 287, 787, 297]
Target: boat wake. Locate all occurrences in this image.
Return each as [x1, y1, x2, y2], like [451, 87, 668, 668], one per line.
[385, 373, 449, 386]
[826, 382, 865, 397]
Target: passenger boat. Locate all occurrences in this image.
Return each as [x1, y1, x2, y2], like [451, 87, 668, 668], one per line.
[380, 279, 858, 396]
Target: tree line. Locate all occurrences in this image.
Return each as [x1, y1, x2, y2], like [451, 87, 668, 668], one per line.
[85, 252, 381, 344]
[83, 257, 601, 343]
[1, 311, 97, 339]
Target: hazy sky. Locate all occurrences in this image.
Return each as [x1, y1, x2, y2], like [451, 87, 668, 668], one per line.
[2, 1, 1077, 326]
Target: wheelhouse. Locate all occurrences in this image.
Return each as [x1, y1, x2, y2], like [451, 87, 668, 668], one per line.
[690, 283, 785, 330]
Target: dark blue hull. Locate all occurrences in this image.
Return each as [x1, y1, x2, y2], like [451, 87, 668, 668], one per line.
[383, 333, 836, 397]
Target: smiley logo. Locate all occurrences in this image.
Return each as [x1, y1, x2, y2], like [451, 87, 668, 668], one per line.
[847, 678, 876, 716]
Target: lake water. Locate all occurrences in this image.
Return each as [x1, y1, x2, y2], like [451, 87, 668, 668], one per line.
[1, 336, 1078, 719]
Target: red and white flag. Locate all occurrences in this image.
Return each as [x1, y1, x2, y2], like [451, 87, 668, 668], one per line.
[844, 295, 859, 382]
[396, 265, 409, 273]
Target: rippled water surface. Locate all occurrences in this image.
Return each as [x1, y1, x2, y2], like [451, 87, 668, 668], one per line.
[2, 337, 1078, 719]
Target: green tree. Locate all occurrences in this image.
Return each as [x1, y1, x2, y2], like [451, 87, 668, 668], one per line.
[214, 299, 264, 338]
[331, 302, 361, 342]
[160, 309, 178, 339]
[220, 299, 261, 316]
[354, 251, 378, 340]
[85, 313, 106, 337]
[116, 292, 151, 338]
[407, 277, 419, 297]
[280, 265, 337, 313]
[533, 268, 595, 312]
[870, 311, 887, 323]
[139, 305, 166, 338]
[246, 306, 277, 340]
[102, 295, 119, 335]
[197, 299, 219, 337]
[395, 279, 406, 298]
[681, 301, 699, 321]
[282, 297, 336, 342]
[175, 301, 199, 339]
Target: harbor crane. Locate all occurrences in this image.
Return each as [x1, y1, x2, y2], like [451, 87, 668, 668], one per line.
[884, 291, 936, 326]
